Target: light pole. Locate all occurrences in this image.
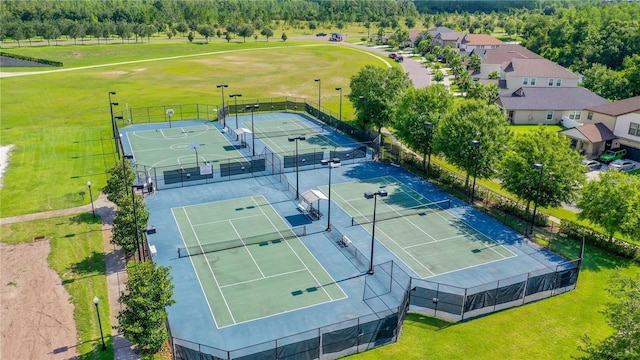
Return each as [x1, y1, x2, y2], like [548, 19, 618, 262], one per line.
[288, 136, 306, 200]
[335, 87, 343, 122]
[120, 134, 130, 196]
[131, 185, 142, 261]
[87, 181, 95, 218]
[364, 190, 388, 274]
[108, 91, 120, 158]
[93, 296, 106, 350]
[424, 122, 434, 178]
[229, 93, 242, 130]
[470, 140, 481, 204]
[530, 163, 544, 237]
[191, 143, 200, 167]
[216, 84, 228, 127]
[321, 158, 341, 231]
[358, 96, 367, 129]
[166, 108, 174, 128]
[315, 78, 321, 118]
[245, 104, 259, 156]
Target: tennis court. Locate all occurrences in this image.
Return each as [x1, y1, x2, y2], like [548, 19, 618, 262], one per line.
[126, 123, 242, 169]
[322, 176, 516, 278]
[172, 195, 346, 328]
[243, 118, 339, 154]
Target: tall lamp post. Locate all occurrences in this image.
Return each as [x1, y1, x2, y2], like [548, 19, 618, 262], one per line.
[229, 93, 242, 130]
[335, 87, 343, 122]
[530, 163, 544, 237]
[288, 135, 306, 200]
[216, 84, 228, 127]
[87, 181, 95, 218]
[166, 108, 174, 128]
[364, 190, 388, 274]
[93, 296, 107, 350]
[131, 185, 142, 261]
[314, 78, 321, 118]
[358, 96, 367, 129]
[470, 140, 481, 204]
[321, 158, 341, 231]
[108, 91, 120, 158]
[245, 104, 259, 156]
[424, 122, 434, 178]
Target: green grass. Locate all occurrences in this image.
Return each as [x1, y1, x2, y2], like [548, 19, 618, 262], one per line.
[509, 124, 564, 134]
[0, 41, 388, 216]
[347, 245, 639, 360]
[0, 214, 112, 359]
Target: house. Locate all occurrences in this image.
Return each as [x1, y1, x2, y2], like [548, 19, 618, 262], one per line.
[470, 44, 542, 80]
[496, 87, 609, 125]
[500, 57, 579, 94]
[562, 96, 640, 160]
[458, 34, 505, 53]
[432, 29, 463, 49]
[559, 123, 617, 157]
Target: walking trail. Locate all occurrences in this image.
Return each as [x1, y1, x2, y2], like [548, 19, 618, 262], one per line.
[1, 194, 140, 360]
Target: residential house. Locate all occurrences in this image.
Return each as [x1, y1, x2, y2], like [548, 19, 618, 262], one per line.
[499, 57, 579, 95]
[561, 96, 640, 160]
[458, 34, 505, 53]
[497, 87, 609, 125]
[470, 44, 542, 79]
[432, 30, 462, 49]
[559, 123, 617, 158]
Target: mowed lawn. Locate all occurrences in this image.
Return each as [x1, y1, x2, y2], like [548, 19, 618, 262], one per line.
[0, 41, 391, 216]
[2, 40, 638, 360]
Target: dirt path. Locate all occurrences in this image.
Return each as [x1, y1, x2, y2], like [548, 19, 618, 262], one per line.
[0, 194, 139, 359]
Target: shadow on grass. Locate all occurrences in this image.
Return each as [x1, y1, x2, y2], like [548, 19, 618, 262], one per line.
[67, 251, 106, 278]
[404, 313, 453, 331]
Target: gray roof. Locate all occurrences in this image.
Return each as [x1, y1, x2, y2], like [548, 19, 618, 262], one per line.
[427, 26, 457, 36]
[503, 58, 578, 79]
[475, 44, 542, 65]
[586, 95, 640, 116]
[498, 87, 610, 111]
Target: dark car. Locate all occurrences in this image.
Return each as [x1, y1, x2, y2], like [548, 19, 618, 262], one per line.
[316, 32, 327, 37]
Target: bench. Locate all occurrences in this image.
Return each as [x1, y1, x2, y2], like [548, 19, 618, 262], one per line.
[338, 235, 351, 248]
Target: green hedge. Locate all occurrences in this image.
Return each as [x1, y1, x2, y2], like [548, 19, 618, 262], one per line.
[559, 220, 640, 262]
[0, 51, 63, 67]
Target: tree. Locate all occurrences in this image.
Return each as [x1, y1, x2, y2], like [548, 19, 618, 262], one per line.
[468, 53, 481, 72]
[225, 32, 232, 42]
[499, 126, 585, 213]
[405, 17, 416, 29]
[111, 191, 149, 257]
[102, 161, 137, 206]
[577, 171, 640, 241]
[488, 70, 500, 80]
[187, 31, 194, 42]
[432, 69, 445, 83]
[175, 22, 188, 37]
[281, 32, 287, 42]
[348, 65, 411, 132]
[261, 27, 273, 41]
[118, 261, 175, 353]
[394, 85, 453, 170]
[433, 100, 512, 186]
[116, 21, 133, 43]
[582, 64, 630, 101]
[623, 54, 640, 97]
[197, 25, 214, 43]
[237, 23, 254, 43]
[577, 273, 640, 360]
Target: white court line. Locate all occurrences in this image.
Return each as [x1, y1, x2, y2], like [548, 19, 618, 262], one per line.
[181, 207, 237, 324]
[403, 234, 467, 249]
[251, 197, 335, 300]
[159, 128, 187, 139]
[372, 223, 436, 276]
[192, 213, 264, 227]
[386, 176, 516, 259]
[171, 207, 221, 328]
[228, 219, 266, 278]
[219, 268, 307, 289]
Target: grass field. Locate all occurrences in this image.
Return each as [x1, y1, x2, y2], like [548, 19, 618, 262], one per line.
[2, 39, 638, 359]
[0, 41, 387, 216]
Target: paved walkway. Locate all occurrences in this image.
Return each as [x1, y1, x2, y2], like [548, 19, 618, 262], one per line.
[0, 194, 140, 359]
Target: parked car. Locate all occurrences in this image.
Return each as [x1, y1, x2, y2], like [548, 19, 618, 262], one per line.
[599, 148, 627, 163]
[388, 52, 398, 59]
[609, 159, 636, 172]
[316, 32, 327, 37]
[582, 159, 603, 171]
[395, 55, 404, 63]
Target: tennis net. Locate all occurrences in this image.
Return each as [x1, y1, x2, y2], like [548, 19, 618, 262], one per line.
[351, 199, 451, 226]
[253, 124, 326, 139]
[178, 225, 307, 258]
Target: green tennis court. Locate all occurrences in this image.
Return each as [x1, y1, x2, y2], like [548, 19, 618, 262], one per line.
[243, 118, 339, 155]
[172, 195, 346, 328]
[127, 124, 243, 168]
[322, 176, 516, 278]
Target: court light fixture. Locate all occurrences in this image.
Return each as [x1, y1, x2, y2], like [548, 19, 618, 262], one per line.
[245, 104, 259, 156]
[470, 140, 480, 204]
[87, 181, 95, 218]
[335, 87, 343, 122]
[216, 84, 229, 127]
[424, 122, 434, 178]
[321, 158, 341, 231]
[229, 93, 242, 130]
[288, 135, 306, 200]
[364, 189, 388, 274]
[93, 296, 107, 350]
[314, 78, 321, 118]
[529, 163, 544, 238]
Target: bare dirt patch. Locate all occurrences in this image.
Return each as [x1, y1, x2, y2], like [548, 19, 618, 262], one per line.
[0, 241, 78, 360]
